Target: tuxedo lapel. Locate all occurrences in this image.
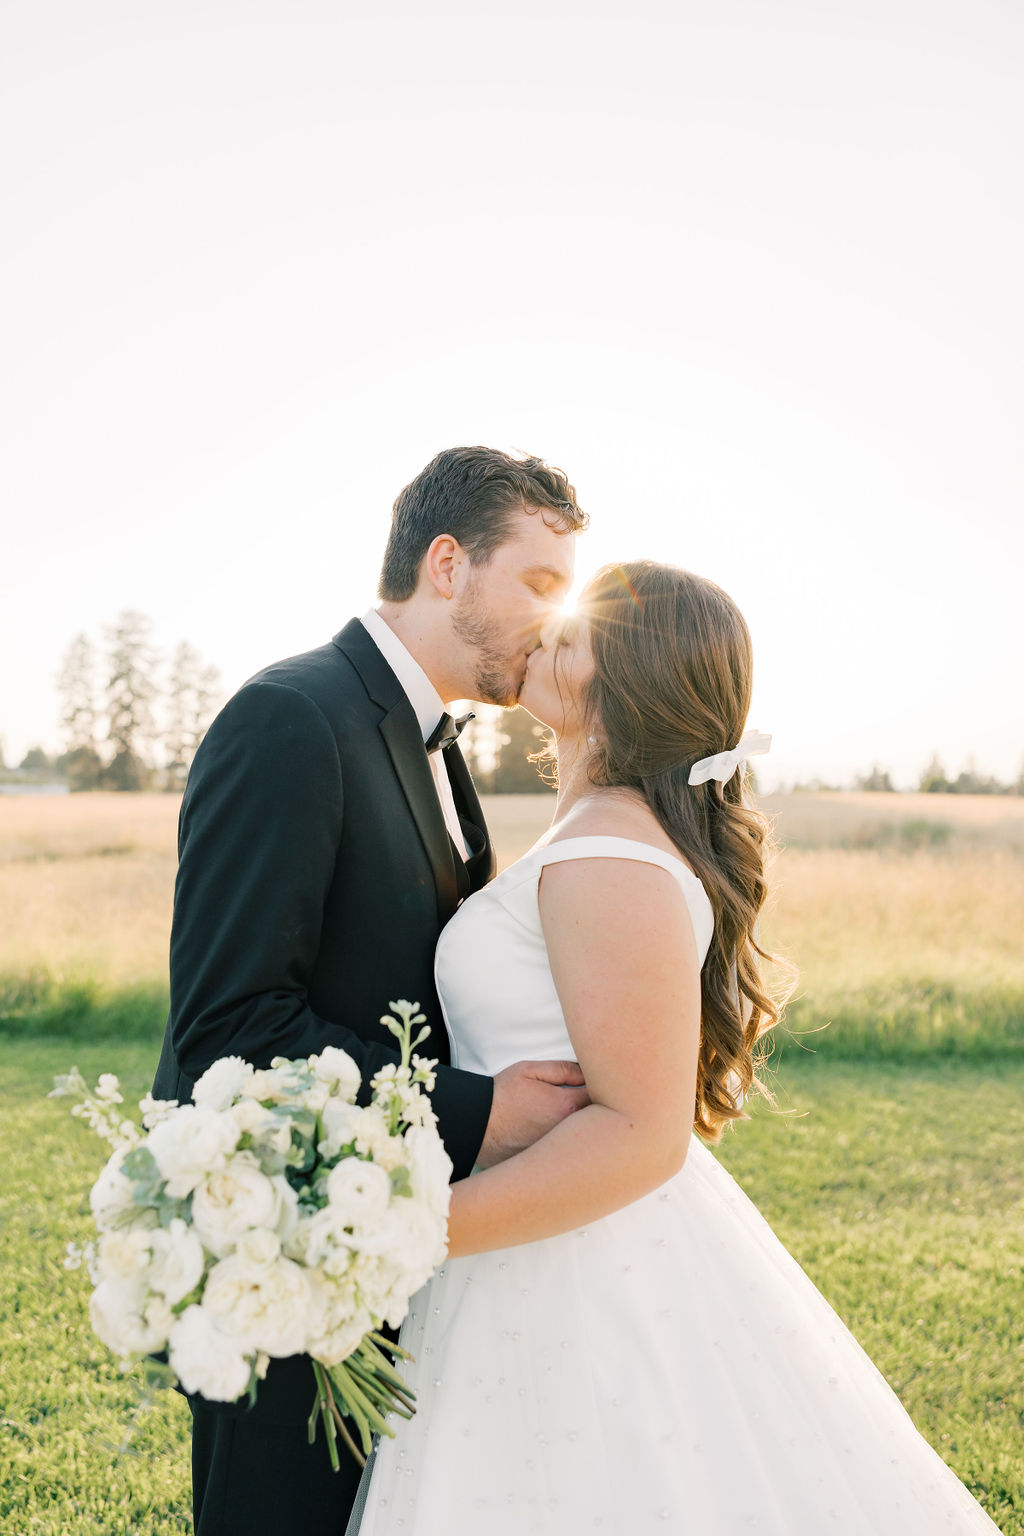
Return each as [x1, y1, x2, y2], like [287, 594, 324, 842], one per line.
[333, 620, 461, 923]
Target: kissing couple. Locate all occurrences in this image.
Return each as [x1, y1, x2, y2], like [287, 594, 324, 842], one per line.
[153, 446, 999, 1534]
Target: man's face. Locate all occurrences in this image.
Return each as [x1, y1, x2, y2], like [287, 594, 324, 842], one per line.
[450, 507, 576, 707]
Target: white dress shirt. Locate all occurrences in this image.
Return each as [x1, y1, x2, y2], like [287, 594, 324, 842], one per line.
[360, 608, 471, 859]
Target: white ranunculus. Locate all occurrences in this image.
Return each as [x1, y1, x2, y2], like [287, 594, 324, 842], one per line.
[403, 1123, 454, 1218]
[236, 1227, 281, 1269]
[148, 1218, 205, 1305]
[191, 1154, 282, 1257]
[311, 1047, 361, 1101]
[169, 1305, 252, 1402]
[89, 1144, 139, 1230]
[325, 1158, 392, 1223]
[202, 1253, 310, 1358]
[146, 1105, 240, 1199]
[192, 1056, 254, 1113]
[95, 1226, 151, 1282]
[90, 1276, 166, 1356]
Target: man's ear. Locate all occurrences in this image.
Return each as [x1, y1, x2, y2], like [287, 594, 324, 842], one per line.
[422, 534, 465, 600]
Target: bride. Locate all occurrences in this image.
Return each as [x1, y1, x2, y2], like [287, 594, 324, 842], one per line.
[356, 560, 1000, 1534]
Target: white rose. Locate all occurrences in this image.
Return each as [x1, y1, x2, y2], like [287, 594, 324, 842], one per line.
[191, 1154, 282, 1258]
[146, 1106, 239, 1199]
[305, 1271, 372, 1366]
[325, 1158, 392, 1223]
[169, 1305, 252, 1402]
[202, 1253, 310, 1358]
[148, 1218, 205, 1305]
[402, 1124, 454, 1218]
[318, 1097, 362, 1159]
[89, 1144, 139, 1230]
[192, 1056, 254, 1113]
[245, 1060, 306, 1104]
[90, 1276, 165, 1356]
[387, 1196, 448, 1283]
[236, 1227, 281, 1269]
[143, 1295, 176, 1340]
[96, 1226, 151, 1282]
[311, 1046, 362, 1101]
[231, 1097, 273, 1136]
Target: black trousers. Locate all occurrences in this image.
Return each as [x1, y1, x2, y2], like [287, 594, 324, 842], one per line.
[190, 1356, 364, 1536]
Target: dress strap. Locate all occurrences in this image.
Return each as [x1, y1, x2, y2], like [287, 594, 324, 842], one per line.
[533, 836, 701, 886]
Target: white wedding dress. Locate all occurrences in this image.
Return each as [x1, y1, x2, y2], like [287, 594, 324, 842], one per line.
[356, 838, 1001, 1535]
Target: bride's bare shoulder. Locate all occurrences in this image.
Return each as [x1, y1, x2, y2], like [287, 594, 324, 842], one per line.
[548, 790, 680, 857]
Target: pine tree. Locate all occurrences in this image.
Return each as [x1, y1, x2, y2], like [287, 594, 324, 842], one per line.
[164, 642, 222, 791]
[56, 633, 104, 789]
[104, 610, 158, 791]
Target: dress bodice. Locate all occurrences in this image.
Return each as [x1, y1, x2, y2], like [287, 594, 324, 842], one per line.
[434, 836, 715, 1076]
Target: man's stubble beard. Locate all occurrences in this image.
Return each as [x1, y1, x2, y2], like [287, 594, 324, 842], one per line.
[450, 582, 524, 709]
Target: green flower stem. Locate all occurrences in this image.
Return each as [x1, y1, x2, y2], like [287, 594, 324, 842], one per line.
[346, 1350, 416, 1417]
[327, 1363, 393, 1447]
[311, 1360, 364, 1470]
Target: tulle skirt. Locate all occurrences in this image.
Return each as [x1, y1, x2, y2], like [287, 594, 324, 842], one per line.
[355, 1143, 1000, 1534]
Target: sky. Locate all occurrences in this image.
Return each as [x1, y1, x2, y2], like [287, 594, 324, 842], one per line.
[2, 0, 1022, 791]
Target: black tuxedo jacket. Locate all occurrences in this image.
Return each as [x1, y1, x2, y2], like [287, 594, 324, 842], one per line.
[152, 618, 495, 1181]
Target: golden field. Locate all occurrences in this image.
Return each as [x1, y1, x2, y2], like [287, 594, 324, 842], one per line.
[1, 789, 1022, 1055]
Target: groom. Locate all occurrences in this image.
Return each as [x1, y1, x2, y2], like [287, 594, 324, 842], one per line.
[152, 446, 590, 1536]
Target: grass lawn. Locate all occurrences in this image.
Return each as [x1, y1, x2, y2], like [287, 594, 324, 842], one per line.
[1, 1041, 1019, 1534]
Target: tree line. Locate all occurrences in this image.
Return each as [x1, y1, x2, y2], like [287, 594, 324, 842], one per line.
[10, 611, 224, 792]
[4, 619, 1020, 797]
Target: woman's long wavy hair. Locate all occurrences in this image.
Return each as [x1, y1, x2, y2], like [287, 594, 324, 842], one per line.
[569, 561, 787, 1142]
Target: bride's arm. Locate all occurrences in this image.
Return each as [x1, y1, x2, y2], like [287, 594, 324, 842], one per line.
[443, 857, 701, 1259]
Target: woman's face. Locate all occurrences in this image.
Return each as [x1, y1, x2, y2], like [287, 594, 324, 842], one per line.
[519, 609, 595, 736]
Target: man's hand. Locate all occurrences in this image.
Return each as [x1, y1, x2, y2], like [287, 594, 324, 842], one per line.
[476, 1059, 589, 1169]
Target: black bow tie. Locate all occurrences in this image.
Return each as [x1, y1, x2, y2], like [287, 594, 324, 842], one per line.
[425, 710, 474, 753]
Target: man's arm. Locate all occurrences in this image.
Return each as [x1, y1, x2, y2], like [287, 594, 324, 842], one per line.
[167, 681, 400, 1082]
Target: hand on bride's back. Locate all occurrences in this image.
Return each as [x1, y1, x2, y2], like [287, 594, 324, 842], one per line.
[476, 1059, 589, 1168]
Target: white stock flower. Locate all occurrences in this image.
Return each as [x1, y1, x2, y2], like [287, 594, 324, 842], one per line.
[311, 1046, 361, 1101]
[90, 1276, 166, 1356]
[351, 1105, 405, 1171]
[89, 1144, 139, 1230]
[145, 1105, 240, 1199]
[95, 1074, 123, 1103]
[191, 1154, 283, 1258]
[325, 1158, 392, 1223]
[169, 1305, 252, 1402]
[202, 1253, 310, 1358]
[139, 1093, 178, 1129]
[192, 1056, 255, 1113]
[148, 1218, 205, 1305]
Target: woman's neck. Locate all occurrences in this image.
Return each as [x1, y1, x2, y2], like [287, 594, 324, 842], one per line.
[552, 732, 596, 821]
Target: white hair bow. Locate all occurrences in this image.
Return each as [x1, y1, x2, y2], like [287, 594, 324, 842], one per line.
[688, 730, 772, 787]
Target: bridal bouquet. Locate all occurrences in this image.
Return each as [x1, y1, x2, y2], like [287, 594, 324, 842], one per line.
[52, 1001, 451, 1468]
